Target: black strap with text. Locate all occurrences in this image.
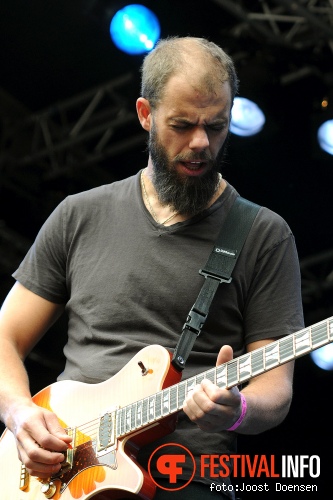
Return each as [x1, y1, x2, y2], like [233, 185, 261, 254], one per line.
[172, 196, 261, 371]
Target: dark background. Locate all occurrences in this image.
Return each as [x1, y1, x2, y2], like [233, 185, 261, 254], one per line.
[1, 1, 333, 498]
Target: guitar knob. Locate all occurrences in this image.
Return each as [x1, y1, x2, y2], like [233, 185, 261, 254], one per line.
[41, 481, 57, 498]
[138, 361, 148, 375]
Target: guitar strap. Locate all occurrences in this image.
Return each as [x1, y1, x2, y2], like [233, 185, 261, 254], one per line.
[171, 195, 261, 371]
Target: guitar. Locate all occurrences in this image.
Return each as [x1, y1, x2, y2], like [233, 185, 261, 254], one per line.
[0, 316, 332, 500]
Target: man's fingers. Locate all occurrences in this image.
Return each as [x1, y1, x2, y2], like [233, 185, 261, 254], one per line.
[43, 412, 72, 448]
[216, 344, 233, 366]
[17, 437, 66, 478]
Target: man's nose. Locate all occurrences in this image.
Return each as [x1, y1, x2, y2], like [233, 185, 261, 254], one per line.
[188, 127, 210, 151]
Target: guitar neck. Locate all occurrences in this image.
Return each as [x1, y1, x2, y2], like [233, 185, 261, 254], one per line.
[116, 317, 333, 438]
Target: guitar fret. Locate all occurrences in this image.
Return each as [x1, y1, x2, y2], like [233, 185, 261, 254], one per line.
[131, 403, 136, 429]
[251, 348, 264, 375]
[186, 377, 196, 397]
[226, 360, 238, 386]
[155, 392, 162, 419]
[279, 335, 294, 363]
[205, 368, 216, 384]
[125, 406, 132, 432]
[311, 323, 329, 348]
[136, 400, 142, 427]
[170, 385, 178, 412]
[122, 408, 126, 434]
[142, 397, 148, 425]
[121, 407, 126, 435]
[196, 373, 205, 384]
[162, 389, 170, 415]
[265, 342, 280, 369]
[295, 329, 311, 355]
[116, 408, 121, 437]
[238, 353, 251, 383]
[216, 364, 226, 388]
[178, 381, 186, 406]
[148, 395, 155, 421]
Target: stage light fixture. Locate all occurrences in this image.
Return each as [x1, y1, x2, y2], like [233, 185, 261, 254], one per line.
[110, 4, 160, 55]
[230, 97, 266, 137]
[310, 344, 333, 371]
[317, 119, 333, 156]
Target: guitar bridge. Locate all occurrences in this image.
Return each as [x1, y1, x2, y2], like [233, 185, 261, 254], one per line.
[51, 427, 75, 478]
[19, 463, 29, 491]
[19, 427, 76, 489]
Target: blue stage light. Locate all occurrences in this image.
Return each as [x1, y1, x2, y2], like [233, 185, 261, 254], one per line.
[230, 97, 266, 137]
[310, 344, 333, 371]
[110, 4, 160, 55]
[317, 119, 333, 156]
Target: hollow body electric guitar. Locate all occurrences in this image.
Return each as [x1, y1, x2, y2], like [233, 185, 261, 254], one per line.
[1, 317, 332, 500]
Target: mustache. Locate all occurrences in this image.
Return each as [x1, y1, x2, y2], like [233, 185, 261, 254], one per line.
[173, 151, 214, 163]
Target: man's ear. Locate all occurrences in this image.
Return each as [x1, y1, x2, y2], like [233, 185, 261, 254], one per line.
[136, 97, 152, 131]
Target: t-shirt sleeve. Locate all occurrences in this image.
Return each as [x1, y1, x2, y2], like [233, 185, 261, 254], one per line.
[242, 210, 304, 344]
[12, 199, 68, 304]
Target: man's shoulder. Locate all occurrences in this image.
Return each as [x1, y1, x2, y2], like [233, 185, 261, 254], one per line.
[66, 173, 138, 206]
[256, 204, 291, 233]
[224, 187, 294, 253]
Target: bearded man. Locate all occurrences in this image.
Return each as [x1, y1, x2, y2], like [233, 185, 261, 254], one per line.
[0, 37, 303, 500]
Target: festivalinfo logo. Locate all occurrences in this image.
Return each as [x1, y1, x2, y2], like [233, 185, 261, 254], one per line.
[148, 443, 320, 492]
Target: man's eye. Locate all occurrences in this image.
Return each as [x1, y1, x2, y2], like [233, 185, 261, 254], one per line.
[171, 124, 189, 129]
[208, 125, 225, 132]
[170, 123, 225, 131]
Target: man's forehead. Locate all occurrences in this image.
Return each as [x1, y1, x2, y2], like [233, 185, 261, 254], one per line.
[158, 74, 232, 114]
[163, 69, 230, 95]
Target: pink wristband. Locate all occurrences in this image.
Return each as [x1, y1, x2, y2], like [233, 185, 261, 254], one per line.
[227, 393, 247, 431]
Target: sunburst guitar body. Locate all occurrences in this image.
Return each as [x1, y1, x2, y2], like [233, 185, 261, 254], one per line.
[0, 345, 180, 500]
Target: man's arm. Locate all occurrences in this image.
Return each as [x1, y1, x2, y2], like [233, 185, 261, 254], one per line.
[183, 340, 294, 434]
[0, 281, 72, 478]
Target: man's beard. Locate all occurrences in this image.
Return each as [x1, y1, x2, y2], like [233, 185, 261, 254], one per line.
[148, 125, 228, 217]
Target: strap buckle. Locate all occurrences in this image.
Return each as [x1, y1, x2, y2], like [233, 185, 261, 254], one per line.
[199, 269, 232, 284]
[183, 307, 207, 335]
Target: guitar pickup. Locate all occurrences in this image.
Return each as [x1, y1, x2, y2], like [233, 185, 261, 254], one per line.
[97, 410, 117, 454]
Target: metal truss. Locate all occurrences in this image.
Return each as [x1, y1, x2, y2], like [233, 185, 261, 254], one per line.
[1, 1, 332, 180]
[0, 72, 146, 178]
[211, 0, 333, 53]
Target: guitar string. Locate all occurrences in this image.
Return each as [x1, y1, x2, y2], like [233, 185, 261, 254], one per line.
[68, 321, 332, 442]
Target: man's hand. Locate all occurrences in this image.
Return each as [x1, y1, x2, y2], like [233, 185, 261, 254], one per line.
[182, 345, 243, 432]
[10, 403, 72, 478]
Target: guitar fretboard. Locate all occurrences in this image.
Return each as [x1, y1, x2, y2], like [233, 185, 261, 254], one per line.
[115, 317, 333, 439]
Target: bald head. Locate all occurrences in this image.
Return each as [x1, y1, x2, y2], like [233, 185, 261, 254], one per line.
[140, 36, 239, 110]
